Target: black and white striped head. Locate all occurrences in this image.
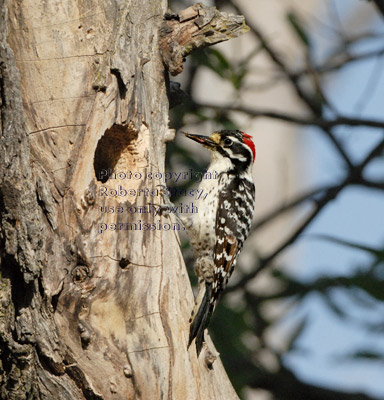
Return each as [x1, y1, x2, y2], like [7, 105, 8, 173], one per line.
[184, 130, 256, 174]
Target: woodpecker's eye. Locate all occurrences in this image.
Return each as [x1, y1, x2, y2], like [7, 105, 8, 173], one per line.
[223, 138, 232, 146]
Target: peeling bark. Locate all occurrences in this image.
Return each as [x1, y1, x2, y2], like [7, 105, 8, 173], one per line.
[160, 3, 249, 75]
[0, 0, 245, 398]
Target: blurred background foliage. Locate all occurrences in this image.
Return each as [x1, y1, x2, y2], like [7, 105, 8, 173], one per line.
[166, 1, 384, 399]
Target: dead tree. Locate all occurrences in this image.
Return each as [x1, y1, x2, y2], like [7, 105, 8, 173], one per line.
[0, 1, 248, 398]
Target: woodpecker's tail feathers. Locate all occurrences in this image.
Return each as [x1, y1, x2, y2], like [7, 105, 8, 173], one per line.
[188, 283, 213, 356]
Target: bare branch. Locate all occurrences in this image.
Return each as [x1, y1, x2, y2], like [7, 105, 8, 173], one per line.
[359, 138, 384, 169]
[195, 101, 384, 130]
[253, 185, 329, 230]
[232, 2, 354, 169]
[372, 0, 384, 18]
[294, 47, 384, 77]
[228, 184, 343, 292]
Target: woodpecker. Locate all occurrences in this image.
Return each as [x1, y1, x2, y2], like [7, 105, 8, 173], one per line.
[181, 129, 256, 356]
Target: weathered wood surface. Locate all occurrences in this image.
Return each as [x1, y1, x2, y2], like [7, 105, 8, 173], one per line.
[0, 0, 246, 398]
[160, 3, 249, 75]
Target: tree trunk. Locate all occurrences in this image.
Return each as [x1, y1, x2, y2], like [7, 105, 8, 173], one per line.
[0, 0, 244, 398]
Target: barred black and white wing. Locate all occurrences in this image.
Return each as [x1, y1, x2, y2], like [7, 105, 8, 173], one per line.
[188, 174, 255, 355]
[211, 174, 255, 304]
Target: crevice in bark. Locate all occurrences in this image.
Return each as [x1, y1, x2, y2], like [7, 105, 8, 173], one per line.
[51, 288, 61, 312]
[123, 355, 140, 398]
[110, 69, 127, 100]
[35, 185, 55, 230]
[93, 124, 139, 183]
[0, 72, 6, 131]
[64, 354, 103, 400]
[37, 276, 45, 301]
[0, 336, 13, 379]
[35, 344, 65, 377]
[3, 255, 35, 325]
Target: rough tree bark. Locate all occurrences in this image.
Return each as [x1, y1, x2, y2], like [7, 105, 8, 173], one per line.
[0, 0, 247, 398]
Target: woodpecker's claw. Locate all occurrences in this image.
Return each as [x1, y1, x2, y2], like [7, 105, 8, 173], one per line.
[156, 184, 171, 214]
[157, 184, 186, 227]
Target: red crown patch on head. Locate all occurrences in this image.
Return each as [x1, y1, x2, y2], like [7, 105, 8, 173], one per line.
[241, 132, 256, 162]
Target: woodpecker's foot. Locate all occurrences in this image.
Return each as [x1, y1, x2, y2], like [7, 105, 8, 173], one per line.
[157, 184, 186, 227]
[157, 184, 173, 216]
[194, 256, 215, 283]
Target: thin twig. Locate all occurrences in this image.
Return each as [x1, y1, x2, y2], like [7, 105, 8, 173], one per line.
[232, 2, 354, 169]
[227, 184, 343, 292]
[253, 185, 329, 231]
[293, 47, 384, 77]
[195, 101, 384, 130]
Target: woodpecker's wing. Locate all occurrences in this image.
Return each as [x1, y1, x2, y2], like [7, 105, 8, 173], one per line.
[211, 194, 240, 304]
[211, 231, 238, 305]
[212, 175, 255, 304]
[189, 229, 238, 356]
[188, 193, 240, 356]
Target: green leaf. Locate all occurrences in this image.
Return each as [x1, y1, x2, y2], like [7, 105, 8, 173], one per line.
[193, 48, 231, 80]
[192, 48, 249, 90]
[286, 11, 311, 49]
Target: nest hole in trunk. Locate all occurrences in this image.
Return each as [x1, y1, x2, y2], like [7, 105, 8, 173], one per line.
[93, 124, 139, 183]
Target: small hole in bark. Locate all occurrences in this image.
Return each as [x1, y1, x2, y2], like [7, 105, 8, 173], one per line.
[94, 125, 138, 183]
[119, 258, 130, 269]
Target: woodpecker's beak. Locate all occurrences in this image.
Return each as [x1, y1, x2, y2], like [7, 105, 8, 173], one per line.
[183, 132, 219, 149]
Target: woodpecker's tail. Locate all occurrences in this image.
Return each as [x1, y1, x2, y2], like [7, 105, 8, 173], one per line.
[188, 283, 213, 356]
